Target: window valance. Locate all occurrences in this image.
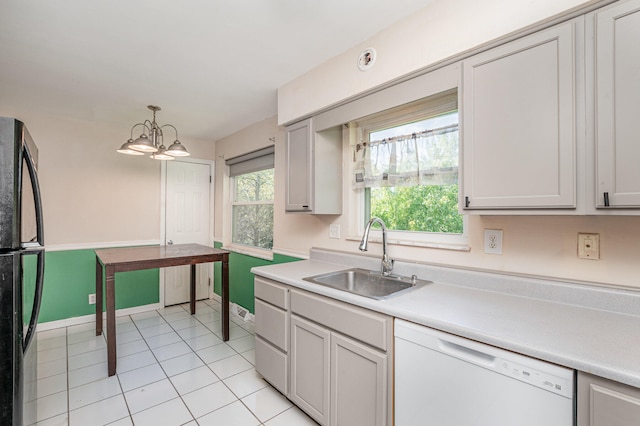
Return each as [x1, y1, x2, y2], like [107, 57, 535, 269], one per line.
[352, 124, 459, 189]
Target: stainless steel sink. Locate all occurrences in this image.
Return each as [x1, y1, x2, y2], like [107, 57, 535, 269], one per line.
[303, 268, 430, 300]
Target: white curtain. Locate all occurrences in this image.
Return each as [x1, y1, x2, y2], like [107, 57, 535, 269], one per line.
[352, 124, 459, 189]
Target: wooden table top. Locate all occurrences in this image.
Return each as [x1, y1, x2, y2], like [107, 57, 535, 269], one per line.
[95, 243, 229, 266]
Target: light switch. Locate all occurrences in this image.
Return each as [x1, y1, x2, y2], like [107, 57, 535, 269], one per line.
[329, 224, 340, 239]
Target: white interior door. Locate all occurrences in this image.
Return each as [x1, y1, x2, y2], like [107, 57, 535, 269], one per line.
[165, 160, 212, 306]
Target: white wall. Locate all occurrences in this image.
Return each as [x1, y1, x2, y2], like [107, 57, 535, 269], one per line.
[2, 108, 214, 247]
[278, 0, 600, 124]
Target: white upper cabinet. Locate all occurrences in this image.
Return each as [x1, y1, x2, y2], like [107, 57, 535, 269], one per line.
[462, 20, 577, 211]
[593, 0, 640, 209]
[285, 119, 342, 214]
[285, 119, 313, 212]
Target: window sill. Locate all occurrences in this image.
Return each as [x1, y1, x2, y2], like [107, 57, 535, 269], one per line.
[345, 235, 470, 252]
[222, 244, 274, 261]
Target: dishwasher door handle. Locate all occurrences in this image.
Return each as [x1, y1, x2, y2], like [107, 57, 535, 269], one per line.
[437, 339, 496, 367]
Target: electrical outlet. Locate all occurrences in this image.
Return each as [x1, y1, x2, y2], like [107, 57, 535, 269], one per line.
[88, 293, 96, 305]
[484, 229, 503, 255]
[578, 233, 600, 260]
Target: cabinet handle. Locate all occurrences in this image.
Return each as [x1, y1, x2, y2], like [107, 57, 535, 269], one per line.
[464, 196, 470, 208]
[604, 192, 610, 207]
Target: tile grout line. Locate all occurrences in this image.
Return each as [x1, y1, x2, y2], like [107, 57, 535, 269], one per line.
[65, 326, 70, 424]
[160, 302, 255, 423]
[34, 299, 286, 426]
[164, 302, 272, 424]
[122, 301, 237, 423]
[114, 313, 135, 425]
[133, 305, 198, 424]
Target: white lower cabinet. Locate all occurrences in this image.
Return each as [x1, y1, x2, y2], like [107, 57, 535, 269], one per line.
[254, 276, 392, 426]
[290, 314, 331, 425]
[289, 313, 389, 426]
[254, 278, 289, 396]
[255, 336, 288, 394]
[290, 289, 392, 426]
[330, 332, 387, 426]
[577, 372, 640, 426]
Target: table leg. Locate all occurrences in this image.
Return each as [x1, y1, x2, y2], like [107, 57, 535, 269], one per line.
[106, 265, 117, 376]
[222, 256, 229, 341]
[96, 258, 103, 336]
[190, 264, 196, 315]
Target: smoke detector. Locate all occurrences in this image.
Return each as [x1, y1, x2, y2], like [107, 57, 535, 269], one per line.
[357, 48, 377, 71]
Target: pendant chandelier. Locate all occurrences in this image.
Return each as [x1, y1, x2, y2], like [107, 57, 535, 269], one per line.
[117, 105, 189, 160]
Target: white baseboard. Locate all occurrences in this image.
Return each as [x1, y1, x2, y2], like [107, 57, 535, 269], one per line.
[37, 302, 162, 331]
[37, 297, 255, 331]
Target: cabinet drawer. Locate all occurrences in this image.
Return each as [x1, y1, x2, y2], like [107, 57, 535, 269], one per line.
[255, 299, 288, 351]
[291, 289, 391, 351]
[255, 336, 288, 396]
[255, 277, 289, 309]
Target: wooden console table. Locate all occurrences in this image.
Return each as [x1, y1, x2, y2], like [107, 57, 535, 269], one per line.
[95, 244, 230, 376]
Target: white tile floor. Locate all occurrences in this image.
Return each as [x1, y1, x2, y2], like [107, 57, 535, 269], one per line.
[32, 299, 318, 426]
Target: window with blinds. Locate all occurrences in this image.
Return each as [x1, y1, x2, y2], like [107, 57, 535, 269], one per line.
[226, 147, 274, 250]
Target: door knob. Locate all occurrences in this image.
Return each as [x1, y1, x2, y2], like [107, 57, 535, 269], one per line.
[167, 240, 174, 245]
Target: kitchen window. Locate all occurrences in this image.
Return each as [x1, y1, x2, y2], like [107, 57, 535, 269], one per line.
[226, 147, 274, 252]
[352, 90, 467, 248]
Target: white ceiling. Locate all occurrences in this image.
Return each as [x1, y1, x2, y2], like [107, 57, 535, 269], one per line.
[0, 0, 435, 142]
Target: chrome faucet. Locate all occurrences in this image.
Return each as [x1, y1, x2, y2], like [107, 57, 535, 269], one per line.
[359, 217, 394, 276]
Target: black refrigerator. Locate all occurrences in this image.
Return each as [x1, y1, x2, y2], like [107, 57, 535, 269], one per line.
[0, 117, 45, 426]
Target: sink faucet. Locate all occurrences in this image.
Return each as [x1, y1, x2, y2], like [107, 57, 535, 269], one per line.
[359, 217, 394, 276]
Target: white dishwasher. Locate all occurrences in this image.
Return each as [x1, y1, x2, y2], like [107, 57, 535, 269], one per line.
[395, 319, 575, 426]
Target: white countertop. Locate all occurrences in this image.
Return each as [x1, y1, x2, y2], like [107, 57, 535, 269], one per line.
[251, 248, 640, 388]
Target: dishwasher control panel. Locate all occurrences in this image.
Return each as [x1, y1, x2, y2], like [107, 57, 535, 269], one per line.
[497, 358, 573, 398]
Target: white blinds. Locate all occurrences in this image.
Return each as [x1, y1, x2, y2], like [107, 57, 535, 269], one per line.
[226, 146, 274, 177]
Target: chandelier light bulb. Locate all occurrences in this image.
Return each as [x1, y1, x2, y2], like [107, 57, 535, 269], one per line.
[165, 140, 190, 157]
[117, 139, 145, 155]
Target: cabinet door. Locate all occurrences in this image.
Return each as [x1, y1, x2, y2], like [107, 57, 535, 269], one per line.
[594, 0, 640, 208]
[331, 333, 387, 426]
[285, 119, 313, 212]
[462, 20, 576, 209]
[577, 372, 640, 426]
[290, 314, 330, 425]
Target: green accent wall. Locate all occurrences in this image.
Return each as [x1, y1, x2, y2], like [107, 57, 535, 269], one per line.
[39, 249, 159, 324]
[213, 242, 301, 313]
